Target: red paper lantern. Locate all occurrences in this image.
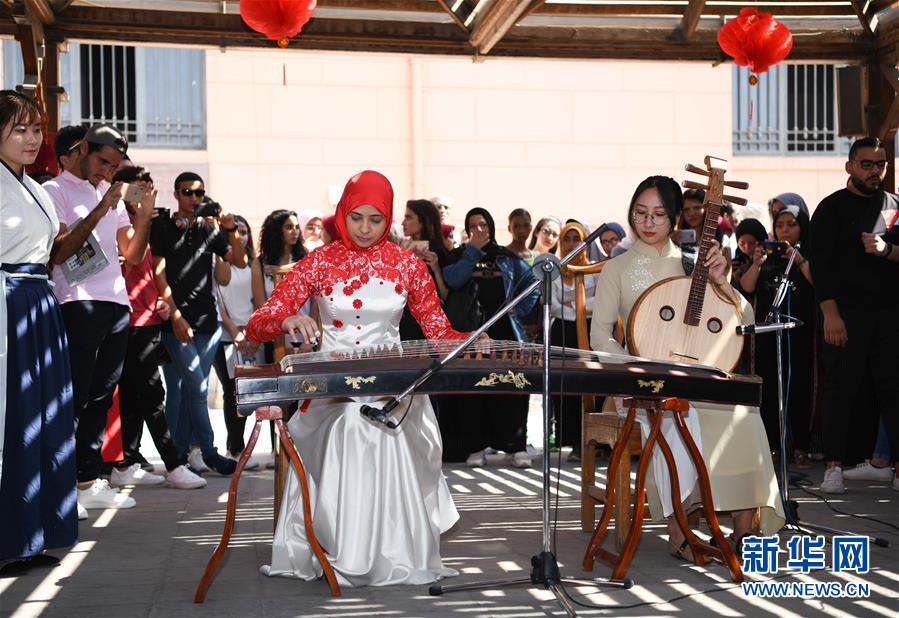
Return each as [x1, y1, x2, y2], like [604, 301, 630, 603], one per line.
[718, 7, 793, 75]
[240, 0, 317, 48]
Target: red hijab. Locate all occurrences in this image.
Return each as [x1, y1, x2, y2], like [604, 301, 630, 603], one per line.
[334, 170, 394, 251]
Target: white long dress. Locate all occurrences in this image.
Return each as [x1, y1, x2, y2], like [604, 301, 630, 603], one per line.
[590, 239, 785, 533]
[247, 240, 463, 586]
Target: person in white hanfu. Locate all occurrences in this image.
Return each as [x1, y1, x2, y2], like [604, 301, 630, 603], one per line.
[246, 170, 473, 586]
[590, 175, 785, 560]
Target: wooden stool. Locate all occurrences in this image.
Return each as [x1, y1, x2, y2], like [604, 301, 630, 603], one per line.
[582, 397, 742, 583]
[194, 406, 342, 603]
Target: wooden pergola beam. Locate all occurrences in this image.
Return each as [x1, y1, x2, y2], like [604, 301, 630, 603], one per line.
[470, 0, 537, 55]
[672, 0, 707, 40]
[49, 0, 74, 12]
[0, 4, 871, 61]
[877, 62, 899, 139]
[850, 0, 877, 37]
[24, 0, 53, 24]
[434, 0, 471, 34]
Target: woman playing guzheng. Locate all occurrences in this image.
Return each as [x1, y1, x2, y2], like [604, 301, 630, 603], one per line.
[589, 176, 785, 560]
[245, 170, 470, 586]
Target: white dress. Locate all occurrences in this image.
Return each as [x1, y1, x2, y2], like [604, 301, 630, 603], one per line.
[590, 239, 785, 533]
[247, 240, 464, 586]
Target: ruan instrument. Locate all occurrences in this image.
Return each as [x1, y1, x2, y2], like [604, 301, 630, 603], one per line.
[627, 156, 749, 372]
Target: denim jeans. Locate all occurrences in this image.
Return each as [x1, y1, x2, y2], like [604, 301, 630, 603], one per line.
[161, 326, 222, 458]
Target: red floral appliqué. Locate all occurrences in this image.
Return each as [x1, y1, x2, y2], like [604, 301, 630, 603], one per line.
[323, 286, 333, 296]
[359, 273, 370, 284]
[351, 279, 362, 290]
[353, 299, 363, 309]
[332, 320, 344, 328]
[343, 286, 354, 296]
[395, 284, 404, 295]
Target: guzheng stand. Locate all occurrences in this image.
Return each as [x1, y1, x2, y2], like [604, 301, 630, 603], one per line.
[582, 397, 743, 583]
[193, 405, 342, 602]
[429, 228, 633, 618]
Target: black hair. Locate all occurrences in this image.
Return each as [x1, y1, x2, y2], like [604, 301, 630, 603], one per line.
[679, 188, 706, 231]
[405, 199, 446, 256]
[0, 90, 43, 142]
[260, 209, 305, 266]
[55, 125, 87, 164]
[174, 171, 204, 191]
[30, 171, 55, 184]
[627, 175, 683, 234]
[528, 216, 561, 253]
[112, 165, 153, 185]
[848, 137, 883, 161]
[508, 208, 531, 222]
[233, 214, 256, 261]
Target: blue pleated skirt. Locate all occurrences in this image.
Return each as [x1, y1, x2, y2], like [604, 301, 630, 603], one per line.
[0, 263, 78, 559]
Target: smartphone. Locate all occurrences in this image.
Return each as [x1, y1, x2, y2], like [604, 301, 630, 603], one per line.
[761, 240, 788, 257]
[153, 207, 170, 219]
[403, 239, 429, 253]
[674, 229, 696, 245]
[123, 183, 145, 204]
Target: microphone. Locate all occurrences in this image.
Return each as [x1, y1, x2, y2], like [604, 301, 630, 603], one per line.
[736, 320, 803, 335]
[360, 398, 400, 429]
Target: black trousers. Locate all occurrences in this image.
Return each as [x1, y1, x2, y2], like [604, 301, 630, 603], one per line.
[821, 307, 899, 464]
[118, 325, 183, 471]
[211, 341, 247, 455]
[549, 317, 593, 450]
[61, 301, 130, 483]
[439, 394, 529, 458]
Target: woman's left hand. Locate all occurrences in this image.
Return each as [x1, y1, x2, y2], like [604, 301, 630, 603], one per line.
[784, 242, 805, 265]
[421, 250, 440, 270]
[704, 240, 728, 284]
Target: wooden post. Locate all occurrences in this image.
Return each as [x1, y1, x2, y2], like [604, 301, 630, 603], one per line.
[866, 59, 899, 193]
[42, 38, 60, 132]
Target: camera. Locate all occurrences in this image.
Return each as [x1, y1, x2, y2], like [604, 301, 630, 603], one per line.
[194, 197, 221, 218]
[761, 240, 788, 257]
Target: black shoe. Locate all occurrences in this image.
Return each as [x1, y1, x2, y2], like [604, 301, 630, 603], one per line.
[28, 554, 60, 569]
[134, 452, 155, 473]
[202, 452, 237, 476]
[0, 560, 30, 578]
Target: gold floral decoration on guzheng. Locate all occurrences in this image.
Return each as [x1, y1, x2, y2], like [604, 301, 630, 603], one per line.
[345, 376, 377, 390]
[637, 379, 665, 394]
[474, 371, 532, 390]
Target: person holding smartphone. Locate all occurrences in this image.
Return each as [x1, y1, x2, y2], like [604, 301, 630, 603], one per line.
[400, 199, 448, 340]
[738, 204, 817, 467]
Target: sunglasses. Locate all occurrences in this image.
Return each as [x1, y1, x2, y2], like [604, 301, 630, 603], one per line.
[179, 188, 206, 198]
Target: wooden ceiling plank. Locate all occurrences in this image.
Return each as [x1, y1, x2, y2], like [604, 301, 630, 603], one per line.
[434, 0, 471, 33]
[49, 0, 74, 11]
[25, 0, 54, 24]
[471, 0, 536, 54]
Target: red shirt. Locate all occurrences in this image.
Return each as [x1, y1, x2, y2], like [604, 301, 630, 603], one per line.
[124, 249, 162, 327]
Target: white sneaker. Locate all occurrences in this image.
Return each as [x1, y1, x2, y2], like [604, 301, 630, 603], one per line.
[841, 460, 894, 482]
[77, 501, 88, 521]
[77, 479, 136, 509]
[819, 466, 845, 494]
[165, 465, 207, 490]
[511, 450, 532, 469]
[188, 447, 210, 473]
[466, 450, 487, 467]
[110, 463, 165, 487]
[227, 451, 260, 471]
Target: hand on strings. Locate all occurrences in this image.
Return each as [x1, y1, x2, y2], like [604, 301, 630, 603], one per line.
[282, 314, 320, 347]
[861, 232, 887, 255]
[704, 239, 728, 285]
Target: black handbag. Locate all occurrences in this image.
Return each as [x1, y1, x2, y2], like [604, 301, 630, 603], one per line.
[443, 278, 484, 331]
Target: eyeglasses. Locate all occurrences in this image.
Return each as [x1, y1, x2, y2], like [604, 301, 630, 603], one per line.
[600, 237, 621, 246]
[180, 188, 206, 198]
[632, 212, 669, 225]
[854, 159, 888, 170]
[539, 228, 559, 238]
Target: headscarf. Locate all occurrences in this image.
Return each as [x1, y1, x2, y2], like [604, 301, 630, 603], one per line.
[560, 221, 588, 285]
[770, 192, 809, 217]
[605, 221, 627, 241]
[334, 170, 394, 251]
[734, 217, 768, 262]
[772, 204, 810, 248]
[297, 208, 324, 235]
[464, 207, 515, 258]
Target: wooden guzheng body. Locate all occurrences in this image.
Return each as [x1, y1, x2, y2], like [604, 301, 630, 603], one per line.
[235, 340, 761, 412]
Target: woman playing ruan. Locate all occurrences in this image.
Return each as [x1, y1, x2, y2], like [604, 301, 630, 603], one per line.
[0, 90, 77, 574]
[246, 171, 469, 586]
[589, 176, 784, 558]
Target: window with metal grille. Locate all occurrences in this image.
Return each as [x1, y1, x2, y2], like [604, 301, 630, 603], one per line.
[2, 39, 205, 149]
[732, 64, 850, 156]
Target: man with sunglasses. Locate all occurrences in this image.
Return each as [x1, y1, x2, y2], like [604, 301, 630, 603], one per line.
[44, 124, 157, 512]
[149, 172, 247, 477]
[809, 136, 899, 494]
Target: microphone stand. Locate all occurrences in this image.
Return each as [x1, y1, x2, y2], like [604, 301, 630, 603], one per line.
[367, 223, 631, 617]
[748, 245, 889, 547]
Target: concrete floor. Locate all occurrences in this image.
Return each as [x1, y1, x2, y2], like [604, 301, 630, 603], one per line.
[2, 412, 897, 618]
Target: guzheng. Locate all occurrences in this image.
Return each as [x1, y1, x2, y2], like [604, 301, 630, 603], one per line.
[235, 340, 761, 415]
